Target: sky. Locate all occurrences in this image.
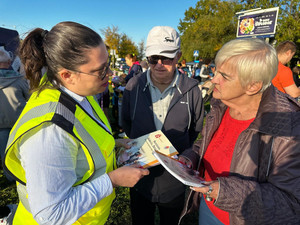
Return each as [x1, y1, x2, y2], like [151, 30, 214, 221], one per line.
[0, 0, 197, 45]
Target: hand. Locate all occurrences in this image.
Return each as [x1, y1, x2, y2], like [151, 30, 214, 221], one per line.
[115, 138, 131, 149]
[190, 181, 219, 200]
[108, 165, 149, 188]
[178, 156, 192, 169]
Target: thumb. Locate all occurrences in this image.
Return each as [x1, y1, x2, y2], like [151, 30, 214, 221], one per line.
[140, 169, 150, 176]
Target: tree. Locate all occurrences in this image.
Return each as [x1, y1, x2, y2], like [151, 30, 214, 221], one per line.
[101, 26, 138, 59]
[137, 39, 146, 60]
[179, 0, 300, 62]
[100, 25, 120, 53]
[240, 0, 300, 58]
[178, 0, 242, 62]
[118, 33, 138, 58]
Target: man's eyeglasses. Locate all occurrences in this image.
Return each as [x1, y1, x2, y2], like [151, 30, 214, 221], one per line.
[147, 56, 174, 65]
[71, 58, 111, 80]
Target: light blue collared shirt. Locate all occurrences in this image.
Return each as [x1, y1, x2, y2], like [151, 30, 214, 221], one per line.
[146, 69, 180, 130]
[19, 87, 113, 225]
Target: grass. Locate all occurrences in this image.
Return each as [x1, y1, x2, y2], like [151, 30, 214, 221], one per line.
[0, 169, 18, 208]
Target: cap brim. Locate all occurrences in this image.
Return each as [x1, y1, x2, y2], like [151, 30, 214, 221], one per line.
[146, 47, 179, 58]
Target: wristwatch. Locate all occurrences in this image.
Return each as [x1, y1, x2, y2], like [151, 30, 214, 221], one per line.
[205, 185, 213, 201]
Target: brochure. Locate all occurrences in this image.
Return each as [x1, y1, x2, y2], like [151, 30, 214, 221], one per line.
[152, 150, 205, 187]
[117, 130, 179, 168]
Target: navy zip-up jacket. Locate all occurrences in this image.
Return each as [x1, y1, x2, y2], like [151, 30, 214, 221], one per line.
[121, 70, 204, 202]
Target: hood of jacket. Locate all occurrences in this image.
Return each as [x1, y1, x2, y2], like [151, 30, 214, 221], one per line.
[0, 69, 25, 89]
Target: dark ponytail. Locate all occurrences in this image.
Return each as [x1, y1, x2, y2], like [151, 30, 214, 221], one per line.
[126, 53, 137, 62]
[19, 28, 47, 91]
[19, 21, 103, 93]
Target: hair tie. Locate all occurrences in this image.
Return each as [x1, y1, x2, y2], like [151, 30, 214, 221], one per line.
[41, 30, 49, 39]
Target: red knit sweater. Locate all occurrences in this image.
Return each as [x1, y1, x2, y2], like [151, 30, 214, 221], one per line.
[203, 108, 254, 225]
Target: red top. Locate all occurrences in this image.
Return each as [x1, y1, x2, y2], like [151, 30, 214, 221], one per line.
[203, 108, 255, 225]
[272, 62, 294, 93]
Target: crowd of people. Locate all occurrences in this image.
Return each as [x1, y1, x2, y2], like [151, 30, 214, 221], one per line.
[0, 21, 299, 225]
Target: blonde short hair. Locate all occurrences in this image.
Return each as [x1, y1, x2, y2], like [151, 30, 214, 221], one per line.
[215, 38, 278, 92]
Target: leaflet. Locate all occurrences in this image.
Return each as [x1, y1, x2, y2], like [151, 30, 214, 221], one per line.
[117, 130, 178, 168]
[152, 150, 205, 187]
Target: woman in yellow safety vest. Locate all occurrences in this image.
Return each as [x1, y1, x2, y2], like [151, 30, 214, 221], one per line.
[4, 21, 149, 225]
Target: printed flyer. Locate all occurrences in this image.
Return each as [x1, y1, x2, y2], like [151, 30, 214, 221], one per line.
[117, 130, 178, 168]
[153, 151, 205, 187]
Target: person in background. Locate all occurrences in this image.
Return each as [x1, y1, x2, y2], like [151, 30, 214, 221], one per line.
[198, 58, 212, 83]
[272, 40, 300, 98]
[0, 46, 30, 181]
[96, 86, 110, 121]
[177, 62, 185, 74]
[180, 59, 188, 75]
[179, 38, 300, 225]
[292, 65, 300, 87]
[95, 45, 112, 121]
[111, 75, 126, 137]
[122, 26, 204, 225]
[4, 21, 149, 225]
[208, 62, 216, 77]
[193, 63, 202, 83]
[292, 65, 300, 102]
[124, 53, 142, 83]
[181, 59, 187, 68]
[11, 55, 25, 75]
[198, 58, 204, 68]
[140, 60, 149, 73]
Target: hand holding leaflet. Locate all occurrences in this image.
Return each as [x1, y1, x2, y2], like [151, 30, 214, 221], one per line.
[116, 130, 178, 168]
[152, 150, 205, 187]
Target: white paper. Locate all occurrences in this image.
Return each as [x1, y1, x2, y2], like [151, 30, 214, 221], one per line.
[153, 151, 205, 187]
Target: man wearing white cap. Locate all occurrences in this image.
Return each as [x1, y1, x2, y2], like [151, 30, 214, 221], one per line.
[122, 26, 204, 225]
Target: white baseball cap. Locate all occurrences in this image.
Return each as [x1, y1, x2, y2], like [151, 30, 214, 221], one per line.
[145, 26, 181, 58]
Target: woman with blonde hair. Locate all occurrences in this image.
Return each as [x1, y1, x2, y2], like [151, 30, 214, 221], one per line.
[180, 38, 300, 225]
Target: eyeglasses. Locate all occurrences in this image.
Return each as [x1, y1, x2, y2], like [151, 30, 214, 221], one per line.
[71, 58, 111, 80]
[147, 56, 174, 65]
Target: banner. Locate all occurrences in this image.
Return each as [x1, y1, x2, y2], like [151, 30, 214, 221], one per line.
[236, 7, 279, 38]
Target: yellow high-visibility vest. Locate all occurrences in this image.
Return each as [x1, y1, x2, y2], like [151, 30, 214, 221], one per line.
[4, 86, 116, 225]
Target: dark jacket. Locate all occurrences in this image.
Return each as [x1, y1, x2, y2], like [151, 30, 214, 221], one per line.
[180, 85, 300, 225]
[125, 63, 142, 83]
[122, 70, 204, 203]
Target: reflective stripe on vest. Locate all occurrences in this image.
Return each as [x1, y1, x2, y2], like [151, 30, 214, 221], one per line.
[5, 87, 116, 225]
